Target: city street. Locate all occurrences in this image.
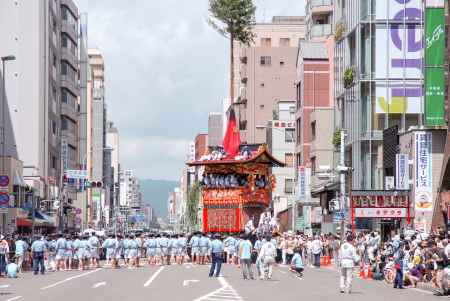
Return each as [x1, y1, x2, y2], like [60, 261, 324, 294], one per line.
[0, 263, 438, 301]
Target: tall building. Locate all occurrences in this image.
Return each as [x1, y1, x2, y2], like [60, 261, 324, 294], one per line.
[119, 170, 140, 208]
[334, 0, 446, 232]
[0, 0, 81, 232]
[88, 49, 107, 228]
[195, 134, 208, 160]
[266, 101, 296, 231]
[305, 0, 333, 41]
[208, 113, 222, 148]
[233, 16, 306, 144]
[106, 121, 120, 208]
[295, 41, 334, 233]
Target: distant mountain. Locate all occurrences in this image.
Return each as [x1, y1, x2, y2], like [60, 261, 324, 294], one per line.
[140, 179, 179, 218]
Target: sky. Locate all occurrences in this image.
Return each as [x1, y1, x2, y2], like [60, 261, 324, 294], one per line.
[74, 0, 305, 181]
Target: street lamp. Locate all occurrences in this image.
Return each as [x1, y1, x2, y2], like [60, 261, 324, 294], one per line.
[1, 55, 16, 174]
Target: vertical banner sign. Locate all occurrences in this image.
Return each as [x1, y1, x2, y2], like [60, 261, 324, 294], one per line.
[425, 2, 445, 126]
[414, 132, 433, 212]
[298, 166, 306, 199]
[305, 167, 311, 201]
[396, 154, 409, 190]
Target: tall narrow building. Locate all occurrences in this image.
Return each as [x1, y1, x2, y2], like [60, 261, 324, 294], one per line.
[233, 16, 306, 144]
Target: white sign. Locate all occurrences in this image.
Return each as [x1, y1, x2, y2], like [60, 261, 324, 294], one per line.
[297, 167, 311, 201]
[385, 176, 395, 190]
[396, 154, 409, 190]
[374, 0, 423, 115]
[61, 138, 68, 171]
[414, 132, 433, 212]
[65, 170, 88, 179]
[354, 208, 407, 218]
[426, 0, 444, 7]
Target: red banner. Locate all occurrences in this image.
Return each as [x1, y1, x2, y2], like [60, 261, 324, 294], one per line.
[202, 188, 269, 207]
[203, 207, 241, 233]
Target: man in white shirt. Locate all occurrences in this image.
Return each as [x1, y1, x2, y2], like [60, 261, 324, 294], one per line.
[257, 236, 277, 280]
[311, 235, 323, 268]
[339, 235, 359, 294]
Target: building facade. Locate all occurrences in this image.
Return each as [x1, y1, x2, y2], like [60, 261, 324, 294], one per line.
[233, 16, 306, 144]
[208, 113, 222, 148]
[305, 0, 333, 41]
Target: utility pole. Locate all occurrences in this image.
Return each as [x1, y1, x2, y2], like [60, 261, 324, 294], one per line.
[340, 130, 346, 241]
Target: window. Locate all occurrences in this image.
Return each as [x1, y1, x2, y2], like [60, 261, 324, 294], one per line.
[311, 121, 316, 141]
[296, 118, 302, 142]
[296, 82, 302, 109]
[311, 157, 316, 175]
[61, 117, 68, 130]
[261, 38, 272, 47]
[259, 104, 264, 109]
[52, 156, 57, 169]
[53, 54, 57, 67]
[260, 56, 271, 66]
[52, 120, 57, 135]
[280, 61, 285, 66]
[285, 153, 294, 167]
[285, 128, 295, 143]
[280, 38, 290, 47]
[285, 178, 294, 194]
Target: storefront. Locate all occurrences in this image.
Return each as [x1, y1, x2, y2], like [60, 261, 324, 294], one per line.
[351, 190, 411, 240]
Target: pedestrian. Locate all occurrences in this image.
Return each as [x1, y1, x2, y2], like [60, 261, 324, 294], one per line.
[6, 261, 18, 278]
[55, 233, 67, 271]
[239, 234, 254, 280]
[258, 235, 276, 280]
[176, 234, 187, 265]
[0, 235, 9, 276]
[339, 234, 359, 294]
[88, 233, 101, 268]
[189, 232, 200, 265]
[290, 247, 304, 278]
[46, 235, 57, 272]
[14, 236, 28, 273]
[393, 242, 405, 289]
[199, 233, 210, 265]
[311, 235, 322, 268]
[31, 236, 46, 275]
[65, 234, 74, 271]
[208, 234, 223, 278]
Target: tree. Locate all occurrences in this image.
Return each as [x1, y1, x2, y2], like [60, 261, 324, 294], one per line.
[187, 182, 201, 230]
[208, 0, 256, 103]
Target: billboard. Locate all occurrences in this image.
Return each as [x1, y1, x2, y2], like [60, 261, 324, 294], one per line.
[376, 0, 422, 21]
[376, 82, 422, 114]
[297, 166, 311, 201]
[425, 6, 445, 126]
[414, 132, 433, 212]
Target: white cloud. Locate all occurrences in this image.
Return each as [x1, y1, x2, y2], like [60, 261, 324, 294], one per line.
[74, 0, 305, 180]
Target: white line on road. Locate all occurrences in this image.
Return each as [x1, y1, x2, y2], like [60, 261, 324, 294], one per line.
[183, 279, 200, 287]
[40, 268, 102, 290]
[0, 284, 10, 288]
[144, 266, 164, 287]
[92, 281, 107, 288]
[5, 296, 22, 301]
[194, 277, 244, 301]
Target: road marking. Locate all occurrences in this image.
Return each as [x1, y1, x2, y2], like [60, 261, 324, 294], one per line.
[5, 297, 22, 301]
[183, 279, 200, 287]
[194, 277, 244, 301]
[0, 284, 10, 288]
[144, 266, 164, 287]
[40, 268, 102, 290]
[92, 281, 107, 288]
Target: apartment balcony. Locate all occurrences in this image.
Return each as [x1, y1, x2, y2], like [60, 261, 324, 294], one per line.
[61, 20, 77, 43]
[310, 0, 333, 15]
[240, 64, 247, 79]
[311, 23, 332, 38]
[61, 101, 77, 122]
[62, 130, 77, 149]
[61, 74, 79, 96]
[61, 47, 78, 70]
[93, 88, 104, 100]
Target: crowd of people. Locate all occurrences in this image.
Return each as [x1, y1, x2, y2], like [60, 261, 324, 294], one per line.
[0, 228, 448, 296]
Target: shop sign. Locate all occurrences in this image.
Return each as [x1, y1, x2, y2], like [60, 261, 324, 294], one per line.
[65, 170, 88, 180]
[396, 154, 409, 190]
[351, 195, 409, 208]
[0, 176, 9, 187]
[414, 132, 433, 212]
[354, 208, 407, 218]
[297, 167, 311, 201]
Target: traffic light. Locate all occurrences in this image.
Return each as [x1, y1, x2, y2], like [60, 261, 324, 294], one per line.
[91, 181, 102, 188]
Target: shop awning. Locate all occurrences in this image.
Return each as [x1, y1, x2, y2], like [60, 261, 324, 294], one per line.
[33, 211, 56, 227]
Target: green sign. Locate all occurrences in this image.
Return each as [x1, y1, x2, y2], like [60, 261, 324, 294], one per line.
[425, 6, 445, 126]
[425, 8, 445, 67]
[425, 67, 445, 126]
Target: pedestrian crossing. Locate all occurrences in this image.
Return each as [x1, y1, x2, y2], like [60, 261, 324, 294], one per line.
[194, 284, 244, 301]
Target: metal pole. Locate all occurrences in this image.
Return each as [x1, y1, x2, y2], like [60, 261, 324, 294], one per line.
[1, 60, 5, 175]
[340, 130, 345, 241]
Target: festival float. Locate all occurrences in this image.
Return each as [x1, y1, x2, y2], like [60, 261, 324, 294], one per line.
[187, 109, 284, 233]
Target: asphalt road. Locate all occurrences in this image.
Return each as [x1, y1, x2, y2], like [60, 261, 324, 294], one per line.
[0, 263, 441, 301]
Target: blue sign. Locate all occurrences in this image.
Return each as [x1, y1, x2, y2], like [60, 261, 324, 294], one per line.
[0, 193, 9, 206]
[0, 176, 9, 187]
